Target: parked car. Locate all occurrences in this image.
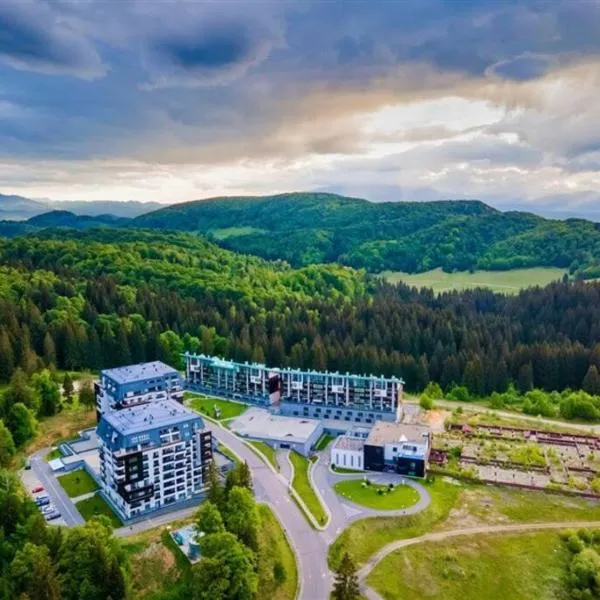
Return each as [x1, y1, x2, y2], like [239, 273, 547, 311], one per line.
[41, 504, 55, 515]
[24, 460, 31, 470]
[45, 510, 61, 521]
[31, 485, 44, 493]
[35, 496, 50, 507]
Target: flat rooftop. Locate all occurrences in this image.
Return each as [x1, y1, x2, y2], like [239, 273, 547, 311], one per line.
[103, 399, 200, 436]
[366, 421, 430, 446]
[102, 361, 178, 385]
[230, 407, 321, 444]
[332, 435, 365, 452]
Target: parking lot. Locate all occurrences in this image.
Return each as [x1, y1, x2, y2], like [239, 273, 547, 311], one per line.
[20, 461, 69, 527]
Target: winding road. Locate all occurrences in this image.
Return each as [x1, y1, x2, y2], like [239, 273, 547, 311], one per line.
[206, 422, 333, 600]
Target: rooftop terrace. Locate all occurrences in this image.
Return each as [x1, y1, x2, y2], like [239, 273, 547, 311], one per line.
[103, 399, 200, 436]
[102, 361, 179, 385]
[366, 421, 430, 447]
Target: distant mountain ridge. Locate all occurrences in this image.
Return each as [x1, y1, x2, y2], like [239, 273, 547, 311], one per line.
[1, 191, 599, 278]
[0, 193, 164, 220]
[132, 192, 600, 277]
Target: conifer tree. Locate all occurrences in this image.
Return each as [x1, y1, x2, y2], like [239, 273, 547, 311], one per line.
[332, 553, 360, 600]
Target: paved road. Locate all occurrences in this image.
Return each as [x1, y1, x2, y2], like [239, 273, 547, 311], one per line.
[29, 448, 84, 527]
[312, 451, 431, 544]
[207, 422, 333, 600]
[357, 519, 600, 600]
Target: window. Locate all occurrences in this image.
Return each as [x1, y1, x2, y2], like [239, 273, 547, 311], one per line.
[350, 455, 354, 467]
[343, 454, 347, 466]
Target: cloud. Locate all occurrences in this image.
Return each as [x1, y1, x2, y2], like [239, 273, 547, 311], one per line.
[0, 1, 105, 78]
[2, 0, 600, 218]
[144, 20, 282, 89]
[486, 54, 554, 81]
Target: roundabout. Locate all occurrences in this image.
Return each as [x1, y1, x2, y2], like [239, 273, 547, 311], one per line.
[334, 477, 421, 511]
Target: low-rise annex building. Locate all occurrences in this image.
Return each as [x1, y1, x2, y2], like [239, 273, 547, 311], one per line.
[364, 422, 432, 477]
[330, 426, 371, 471]
[229, 407, 323, 457]
[97, 399, 213, 521]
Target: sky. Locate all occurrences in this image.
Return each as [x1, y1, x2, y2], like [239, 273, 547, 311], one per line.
[2, 1, 600, 218]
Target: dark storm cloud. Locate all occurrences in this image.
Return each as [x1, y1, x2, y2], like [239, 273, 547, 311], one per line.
[145, 18, 282, 88]
[0, 1, 104, 78]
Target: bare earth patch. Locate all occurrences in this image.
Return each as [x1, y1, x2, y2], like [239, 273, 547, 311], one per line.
[421, 409, 450, 433]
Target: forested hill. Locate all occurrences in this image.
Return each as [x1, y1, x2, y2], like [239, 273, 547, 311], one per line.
[1, 228, 600, 404]
[132, 192, 600, 277]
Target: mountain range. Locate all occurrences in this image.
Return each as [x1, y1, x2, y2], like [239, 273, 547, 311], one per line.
[0, 193, 163, 220]
[1, 191, 599, 277]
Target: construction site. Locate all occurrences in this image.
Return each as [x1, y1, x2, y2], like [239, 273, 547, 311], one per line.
[431, 420, 600, 497]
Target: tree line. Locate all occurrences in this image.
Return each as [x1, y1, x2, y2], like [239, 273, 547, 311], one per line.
[1, 231, 600, 400]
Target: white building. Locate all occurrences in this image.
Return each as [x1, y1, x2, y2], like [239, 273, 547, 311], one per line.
[330, 427, 371, 471]
[97, 399, 212, 521]
[95, 361, 183, 420]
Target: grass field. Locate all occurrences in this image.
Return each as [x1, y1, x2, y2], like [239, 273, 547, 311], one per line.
[334, 479, 420, 510]
[367, 531, 568, 600]
[315, 433, 336, 451]
[248, 440, 280, 471]
[76, 494, 122, 528]
[289, 451, 328, 526]
[257, 504, 298, 600]
[57, 469, 98, 497]
[185, 393, 248, 421]
[382, 267, 567, 294]
[211, 226, 267, 240]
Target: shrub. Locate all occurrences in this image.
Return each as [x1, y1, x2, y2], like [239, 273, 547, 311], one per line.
[567, 534, 585, 554]
[446, 386, 470, 402]
[420, 395, 434, 410]
[273, 561, 286, 585]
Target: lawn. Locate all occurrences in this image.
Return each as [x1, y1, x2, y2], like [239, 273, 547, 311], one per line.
[382, 267, 567, 294]
[76, 494, 122, 528]
[257, 504, 298, 600]
[185, 393, 248, 421]
[289, 451, 328, 526]
[314, 433, 335, 451]
[334, 479, 420, 510]
[217, 442, 241, 465]
[328, 477, 462, 570]
[248, 440, 279, 471]
[46, 447, 62, 461]
[57, 469, 98, 497]
[469, 486, 600, 524]
[367, 531, 569, 600]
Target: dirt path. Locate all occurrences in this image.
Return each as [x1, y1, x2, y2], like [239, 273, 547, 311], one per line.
[406, 398, 600, 433]
[358, 519, 600, 600]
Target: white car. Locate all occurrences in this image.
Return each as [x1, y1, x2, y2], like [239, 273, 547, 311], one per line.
[41, 504, 55, 515]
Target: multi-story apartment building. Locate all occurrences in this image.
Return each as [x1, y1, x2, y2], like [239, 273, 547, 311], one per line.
[95, 361, 183, 420]
[184, 352, 403, 423]
[97, 399, 212, 521]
